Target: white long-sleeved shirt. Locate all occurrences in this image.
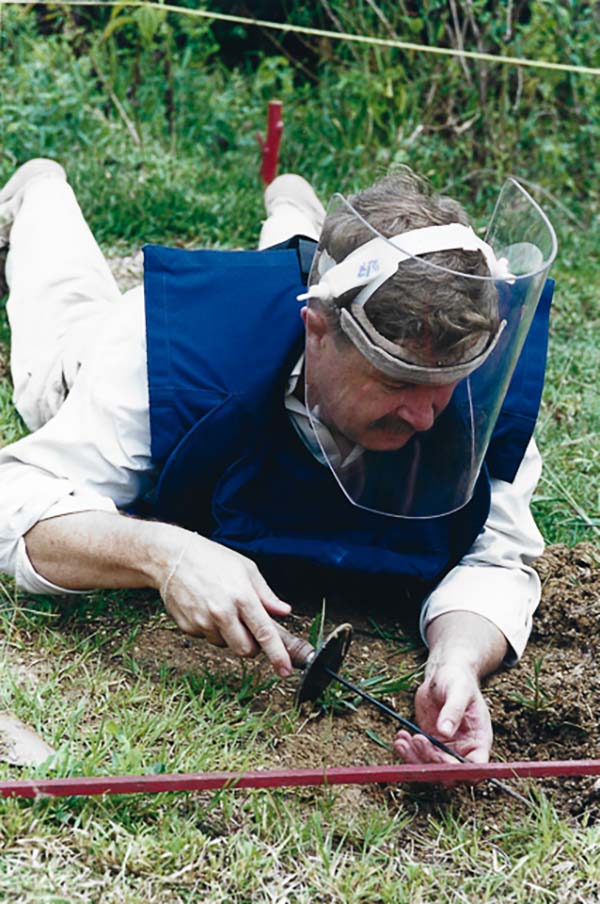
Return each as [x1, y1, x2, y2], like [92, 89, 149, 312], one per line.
[0, 284, 544, 660]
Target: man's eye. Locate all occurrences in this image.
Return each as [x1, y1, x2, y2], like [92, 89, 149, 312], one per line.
[382, 382, 408, 392]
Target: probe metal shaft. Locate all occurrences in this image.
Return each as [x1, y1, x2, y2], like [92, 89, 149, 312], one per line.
[325, 666, 531, 806]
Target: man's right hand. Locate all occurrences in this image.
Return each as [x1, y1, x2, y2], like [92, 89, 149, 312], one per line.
[25, 511, 310, 680]
[160, 532, 302, 678]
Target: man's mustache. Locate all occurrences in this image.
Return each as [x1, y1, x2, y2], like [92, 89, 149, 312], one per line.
[369, 415, 415, 435]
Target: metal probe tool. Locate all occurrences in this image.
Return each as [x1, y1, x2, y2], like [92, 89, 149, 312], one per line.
[295, 623, 531, 806]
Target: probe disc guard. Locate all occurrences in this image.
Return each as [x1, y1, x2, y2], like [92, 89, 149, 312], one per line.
[295, 623, 353, 705]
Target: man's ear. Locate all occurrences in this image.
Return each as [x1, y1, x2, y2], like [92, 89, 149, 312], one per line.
[301, 305, 329, 342]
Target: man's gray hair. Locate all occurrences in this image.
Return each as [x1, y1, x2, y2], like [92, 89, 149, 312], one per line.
[316, 168, 499, 366]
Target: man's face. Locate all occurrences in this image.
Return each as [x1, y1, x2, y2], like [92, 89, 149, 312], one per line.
[303, 308, 458, 452]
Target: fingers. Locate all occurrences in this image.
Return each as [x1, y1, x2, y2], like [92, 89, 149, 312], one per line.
[395, 674, 494, 766]
[394, 731, 421, 764]
[213, 617, 260, 658]
[431, 677, 493, 762]
[435, 680, 473, 739]
[177, 590, 293, 678]
[187, 583, 292, 675]
[234, 562, 295, 675]
[163, 537, 295, 677]
[237, 597, 293, 678]
[394, 730, 460, 766]
[249, 566, 291, 617]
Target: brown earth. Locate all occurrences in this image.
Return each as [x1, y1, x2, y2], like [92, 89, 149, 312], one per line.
[93, 541, 600, 824]
[0, 346, 8, 381]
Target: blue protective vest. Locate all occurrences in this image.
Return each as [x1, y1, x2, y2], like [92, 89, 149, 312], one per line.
[142, 238, 553, 599]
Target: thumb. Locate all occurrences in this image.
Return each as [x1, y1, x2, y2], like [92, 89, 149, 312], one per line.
[436, 682, 472, 738]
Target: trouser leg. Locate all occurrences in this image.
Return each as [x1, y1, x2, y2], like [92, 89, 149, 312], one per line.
[5, 174, 122, 430]
[258, 174, 326, 249]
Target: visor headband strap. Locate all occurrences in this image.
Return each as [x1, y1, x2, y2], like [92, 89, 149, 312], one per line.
[297, 223, 512, 305]
[339, 309, 507, 385]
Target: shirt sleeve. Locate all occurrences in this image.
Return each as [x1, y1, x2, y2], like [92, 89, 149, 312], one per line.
[0, 287, 154, 594]
[419, 437, 544, 665]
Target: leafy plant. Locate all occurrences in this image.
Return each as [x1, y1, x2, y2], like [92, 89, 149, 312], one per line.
[312, 663, 419, 715]
[509, 656, 557, 715]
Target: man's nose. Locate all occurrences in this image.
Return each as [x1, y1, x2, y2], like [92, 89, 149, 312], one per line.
[395, 388, 437, 432]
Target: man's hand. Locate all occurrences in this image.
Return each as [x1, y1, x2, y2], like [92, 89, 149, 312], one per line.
[25, 511, 312, 680]
[393, 611, 508, 765]
[161, 533, 307, 678]
[393, 661, 493, 763]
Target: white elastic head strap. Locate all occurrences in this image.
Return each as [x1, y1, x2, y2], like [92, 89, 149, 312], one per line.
[297, 223, 509, 385]
[297, 223, 511, 305]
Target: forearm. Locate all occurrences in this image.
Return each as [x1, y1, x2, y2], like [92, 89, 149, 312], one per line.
[24, 510, 308, 675]
[425, 611, 508, 681]
[420, 439, 544, 665]
[25, 510, 183, 591]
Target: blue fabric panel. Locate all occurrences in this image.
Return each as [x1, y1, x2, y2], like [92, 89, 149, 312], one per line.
[156, 401, 490, 581]
[144, 243, 306, 465]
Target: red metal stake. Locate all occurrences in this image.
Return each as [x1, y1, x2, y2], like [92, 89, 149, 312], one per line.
[258, 100, 283, 185]
[2, 760, 600, 800]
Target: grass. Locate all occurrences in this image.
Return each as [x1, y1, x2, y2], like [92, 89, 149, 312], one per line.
[532, 229, 600, 544]
[1, 3, 600, 901]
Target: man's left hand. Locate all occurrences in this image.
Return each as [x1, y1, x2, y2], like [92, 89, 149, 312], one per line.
[392, 610, 508, 765]
[393, 661, 493, 764]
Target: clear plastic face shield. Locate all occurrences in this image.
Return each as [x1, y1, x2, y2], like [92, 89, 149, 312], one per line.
[298, 179, 557, 518]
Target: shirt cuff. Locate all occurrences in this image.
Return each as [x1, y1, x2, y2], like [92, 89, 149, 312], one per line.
[419, 564, 541, 666]
[15, 537, 85, 595]
[39, 493, 118, 522]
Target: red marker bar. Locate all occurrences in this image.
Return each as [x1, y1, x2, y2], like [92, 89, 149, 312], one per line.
[258, 100, 283, 185]
[2, 760, 600, 800]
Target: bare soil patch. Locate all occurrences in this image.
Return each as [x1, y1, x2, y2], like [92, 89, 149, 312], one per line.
[75, 542, 600, 824]
[0, 343, 8, 381]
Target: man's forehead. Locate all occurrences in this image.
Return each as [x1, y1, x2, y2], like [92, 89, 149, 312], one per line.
[367, 365, 449, 391]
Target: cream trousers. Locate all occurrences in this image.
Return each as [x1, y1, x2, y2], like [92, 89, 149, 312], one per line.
[5, 173, 324, 431]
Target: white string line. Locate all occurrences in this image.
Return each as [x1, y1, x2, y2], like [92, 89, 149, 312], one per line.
[3, 0, 600, 77]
